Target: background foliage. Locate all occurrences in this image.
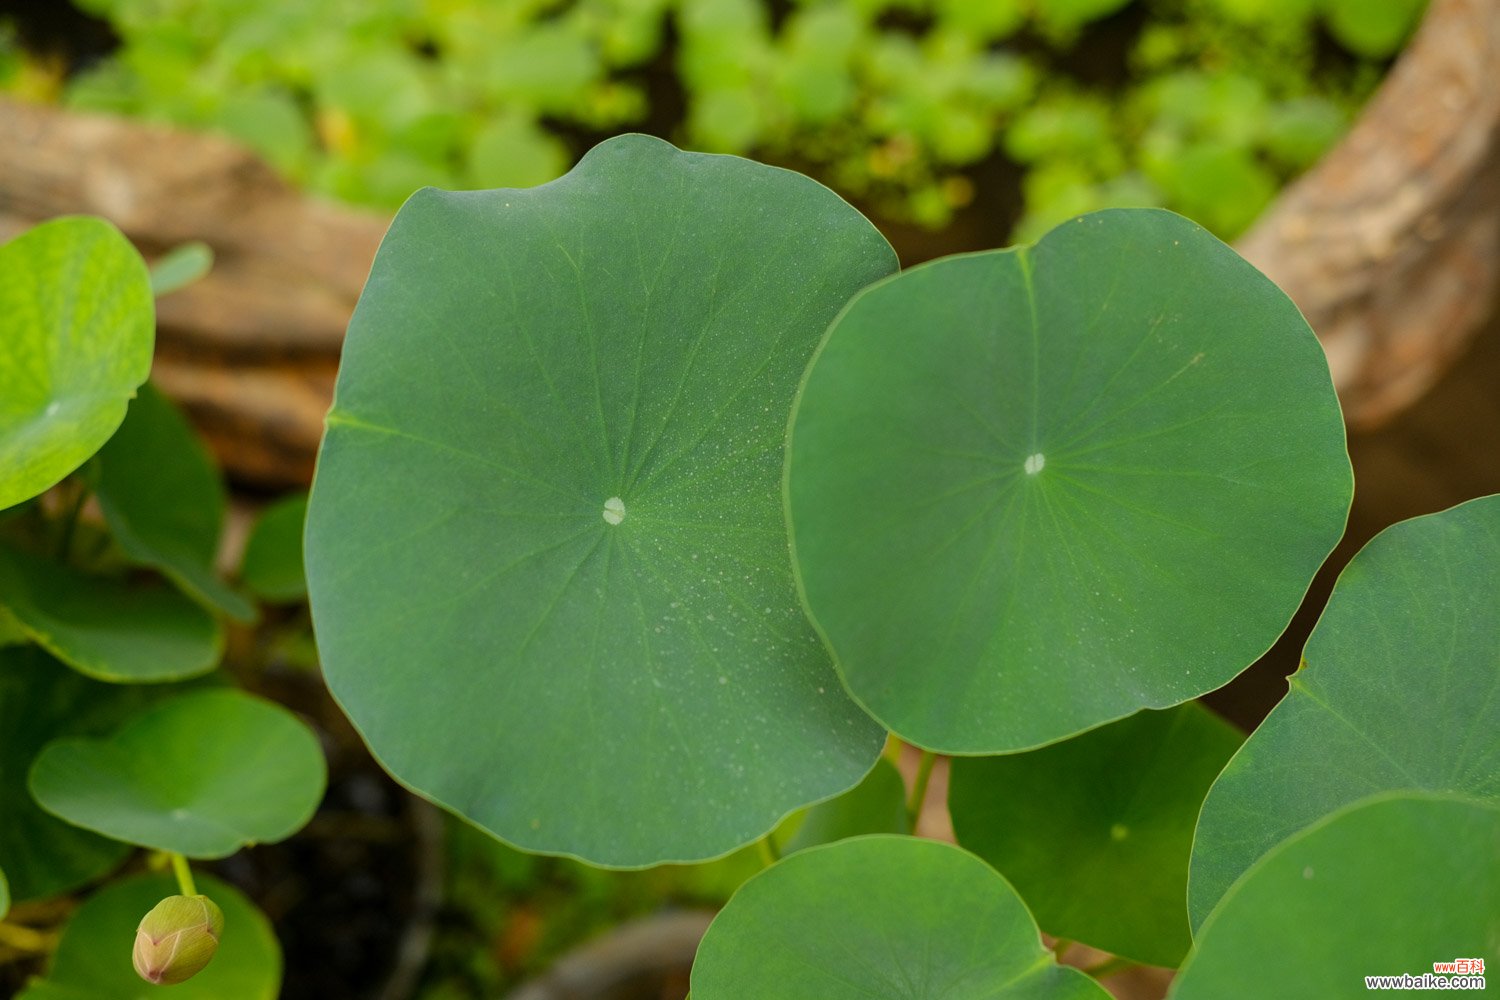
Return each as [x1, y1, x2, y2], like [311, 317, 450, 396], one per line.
[1, 0, 1423, 237]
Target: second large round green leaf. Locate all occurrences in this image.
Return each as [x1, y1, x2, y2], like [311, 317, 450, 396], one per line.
[787, 209, 1352, 752]
[305, 135, 896, 866]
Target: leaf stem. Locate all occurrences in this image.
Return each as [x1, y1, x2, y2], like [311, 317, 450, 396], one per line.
[1050, 937, 1072, 962]
[906, 749, 937, 828]
[0, 922, 51, 953]
[55, 481, 89, 561]
[1083, 955, 1137, 979]
[170, 853, 197, 897]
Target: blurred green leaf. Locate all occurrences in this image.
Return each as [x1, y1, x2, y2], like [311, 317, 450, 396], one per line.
[1263, 97, 1347, 169]
[1149, 143, 1277, 237]
[148, 242, 213, 298]
[466, 114, 570, 189]
[218, 89, 314, 176]
[30, 689, 326, 857]
[95, 383, 255, 622]
[0, 218, 153, 512]
[0, 648, 135, 904]
[239, 493, 309, 604]
[1324, 0, 1426, 58]
[0, 545, 222, 684]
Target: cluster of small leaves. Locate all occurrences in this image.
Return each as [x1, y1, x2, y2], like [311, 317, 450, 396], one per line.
[0, 217, 322, 996]
[10, 0, 1422, 235]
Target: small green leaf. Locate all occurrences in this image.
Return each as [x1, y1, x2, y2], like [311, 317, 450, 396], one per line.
[1172, 793, 1498, 999]
[148, 242, 213, 298]
[305, 134, 894, 866]
[786, 209, 1351, 753]
[691, 836, 1111, 999]
[0, 545, 221, 683]
[29, 688, 326, 858]
[1324, 0, 1426, 58]
[239, 493, 309, 603]
[17, 872, 281, 1000]
[1189, 495, 1500, 927]
[95, 383, 255, 622]
[950, 704, 1242, 967]
[0, 216, 154, 511]
[0, 648, 141, 904]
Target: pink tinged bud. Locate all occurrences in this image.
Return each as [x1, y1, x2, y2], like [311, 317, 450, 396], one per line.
[132, 894, 225, 986]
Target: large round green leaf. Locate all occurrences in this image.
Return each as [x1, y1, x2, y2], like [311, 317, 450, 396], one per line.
[787, 208, 1351, 753]
[17, 872, 281, 1000]
[94, 383, 255, 622]
[0, 545, 221, 683]
[0, 648, 139, 904]
[1189, 495, 1500, 927]
[1172, 793, 1499, 999]
[29, 689, 327, 858]
[950, 703, 1241, 967]
[0, 217, 154, 511]
[691, 835, 1110, 1000]
[305, 134, 895, 866]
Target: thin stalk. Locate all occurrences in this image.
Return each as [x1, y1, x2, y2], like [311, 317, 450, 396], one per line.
[0, 922, 50, 953]
[170, 853, 197, 897]
[54, 483, 89, 561]
[906, 749, 937, 828]
[1050, 937, 1073, 962]
[1083, 955, 1137, 979]
[755, 835, 780, 869]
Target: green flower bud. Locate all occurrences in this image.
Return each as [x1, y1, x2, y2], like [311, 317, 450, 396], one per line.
[133, 894, 224, 986]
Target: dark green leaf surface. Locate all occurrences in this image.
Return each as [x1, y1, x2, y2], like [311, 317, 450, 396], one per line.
[17, 872, 281, 1000]
[29, 689, 326, 858]
[691, 835, 1110, 1000]
[0, 217, 153, 511]
[1172, 793, 1499, 999]
[1189, 495, 1500, 927]
[787, 209, 1351, 753]
[0, 545, 221, 683]
[95, 383, 255, 621]
[306, 134, 895, 865]
[950, 703, 1241, 967]
[0, 648, 136, 904]
[239, 493, 308, 603]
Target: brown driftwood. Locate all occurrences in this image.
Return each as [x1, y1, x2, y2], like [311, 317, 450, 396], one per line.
[0, 101, 384, 486]
[1235, 0, 1500, 427]
[0, 0, 1496, 486]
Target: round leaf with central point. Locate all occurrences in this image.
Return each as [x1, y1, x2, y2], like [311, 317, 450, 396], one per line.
[305, 134, 896, 866]
[786, 209, 1351, 753]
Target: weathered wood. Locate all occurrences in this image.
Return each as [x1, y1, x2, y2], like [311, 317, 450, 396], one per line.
[1236, 0, 1500, 427]
[0, 0, 1495, 486]
[0, 100, 384, 485]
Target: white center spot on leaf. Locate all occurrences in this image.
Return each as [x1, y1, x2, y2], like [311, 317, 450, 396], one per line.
[602, 497, 626, 525]
[1024, 453, 1046, 475]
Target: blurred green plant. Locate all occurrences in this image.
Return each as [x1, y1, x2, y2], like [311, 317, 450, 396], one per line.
[23, 0, 1420, 235]
[21, 0, 1423, 236]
